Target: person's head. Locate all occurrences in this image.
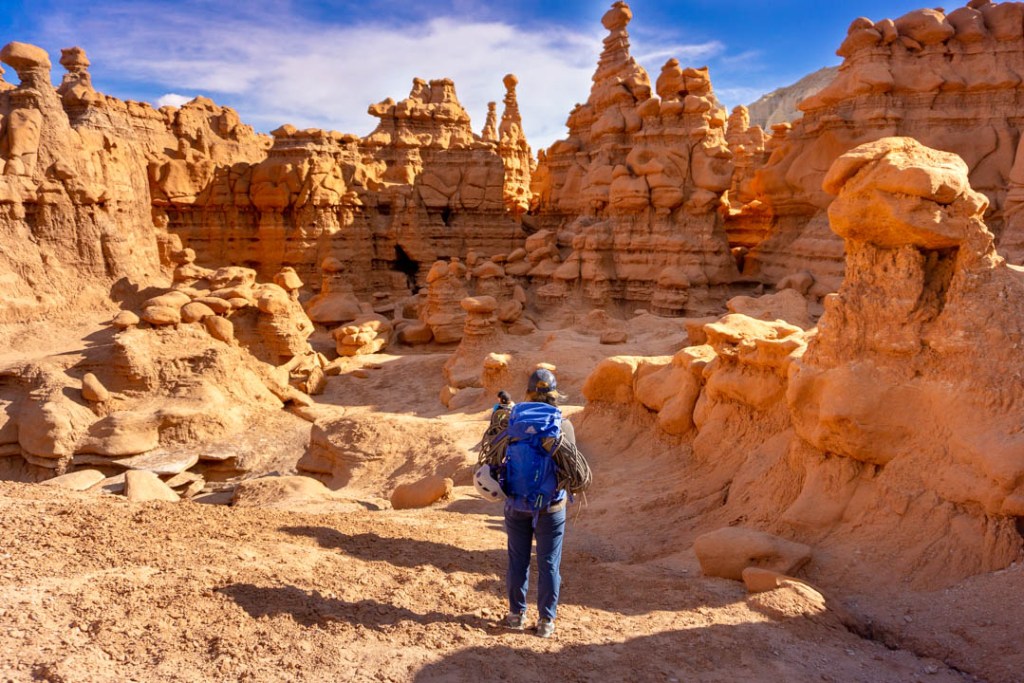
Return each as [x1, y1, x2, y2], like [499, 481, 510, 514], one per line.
[527, 368, 564, 405]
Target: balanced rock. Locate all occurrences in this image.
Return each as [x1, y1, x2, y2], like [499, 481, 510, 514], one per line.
[824, 137, 988, 250]
[333, 314, 392, 356]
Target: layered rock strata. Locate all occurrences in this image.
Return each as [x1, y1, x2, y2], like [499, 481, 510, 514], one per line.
[529, 1, 739, 316]
[585, 138, 1024, 589]
[742, 0, 1024, 291]
[157, 75, 532, 301]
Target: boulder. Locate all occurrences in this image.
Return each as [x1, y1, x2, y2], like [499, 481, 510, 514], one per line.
[693, 527, 812, 581]
[232, 475, 335, 508]
[180, 301, 216, 323]
[390, 475, 454, 510]
[824, 137, 989, 250]
[81, 373, 110, 402]
[0, 42, 51, 71]
[111, 311, 140, 329]
[140, 305, 181, 326]
[125, 470, 180, 502]
[42, 469, 105, 491]
[398, 321, 433, 345]
[204, 315, 235, 344]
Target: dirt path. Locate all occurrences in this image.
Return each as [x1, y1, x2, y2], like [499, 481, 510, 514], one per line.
[0, 481, 966, 683]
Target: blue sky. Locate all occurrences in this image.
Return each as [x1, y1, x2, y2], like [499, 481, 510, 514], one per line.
[3, 0, 936, 148]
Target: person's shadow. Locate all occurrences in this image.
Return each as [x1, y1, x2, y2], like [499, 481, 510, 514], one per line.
[216, 583, 497, 631]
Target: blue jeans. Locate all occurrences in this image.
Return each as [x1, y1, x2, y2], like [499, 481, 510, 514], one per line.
[504, 505, 566, 621]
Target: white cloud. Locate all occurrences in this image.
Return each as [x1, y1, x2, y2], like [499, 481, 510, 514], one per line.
[156, 93, 193, 108]
[636, 41, 724, 66]
[35, 0, 729, 150]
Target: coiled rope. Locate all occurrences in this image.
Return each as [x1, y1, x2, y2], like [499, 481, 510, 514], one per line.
[477, 406, 592, 495]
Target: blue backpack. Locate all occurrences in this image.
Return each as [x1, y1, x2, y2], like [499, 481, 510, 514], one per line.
[502, 402, 563, 512]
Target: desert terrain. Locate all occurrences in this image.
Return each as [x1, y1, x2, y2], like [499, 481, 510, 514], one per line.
[2, 1, 1024, 681]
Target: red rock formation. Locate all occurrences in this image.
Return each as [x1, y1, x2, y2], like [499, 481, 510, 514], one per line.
[0, 43, 166, 322]
[159, 76, 531, 301]
[741, 1, 1024, 292]
[529, 1, 738, 316]
[586, 138, 1024, 589]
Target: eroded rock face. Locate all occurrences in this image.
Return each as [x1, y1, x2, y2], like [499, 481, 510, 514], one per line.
[739, 2, 1024, 290]
[585, 138, 1024, 589]
[529, 1, 738, 316]
[158, 74, 530, 300]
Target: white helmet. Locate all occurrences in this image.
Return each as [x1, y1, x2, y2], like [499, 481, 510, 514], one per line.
[474, 465, 505, 502]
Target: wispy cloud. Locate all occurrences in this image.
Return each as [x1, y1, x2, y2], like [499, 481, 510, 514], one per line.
[636, 41, 724, 66]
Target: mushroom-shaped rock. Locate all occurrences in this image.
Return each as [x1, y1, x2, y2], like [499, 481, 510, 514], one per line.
[460, 296, 498, 314]
[824, 137, 990, 250]
[601, 1, 633, 31]
[693, 527, 812, 581]
[390, 475, 454, 509]
[0, 41, 51, 72]
[59, 46, 90, 70]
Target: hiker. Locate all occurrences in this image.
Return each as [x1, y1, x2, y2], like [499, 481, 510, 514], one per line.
[475, 367, 590, 639]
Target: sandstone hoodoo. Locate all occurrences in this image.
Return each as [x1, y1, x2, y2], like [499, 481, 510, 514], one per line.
[1, 2, 1023, 682]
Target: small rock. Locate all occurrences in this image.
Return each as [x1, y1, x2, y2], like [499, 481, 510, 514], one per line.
[111, 310, 140, 329]
[163, 471, 202, 488]
[204, 315, 235, 344]
[693, 527, 812, 580]
[390, 475, 453, 510]
[42, 469, 105, 491]
[183, 479, 206, 498]
[191, 491, 234, 506]
[180, 301, 216, 323]
[124, 470, 180, 503]
[81, 373, 110, 402]
[599, 329, 628, 345]
[141, 305, 181, 326]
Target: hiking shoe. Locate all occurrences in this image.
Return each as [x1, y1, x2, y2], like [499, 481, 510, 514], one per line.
[505, 612, 526, 630]
[536, 617, 555, 638]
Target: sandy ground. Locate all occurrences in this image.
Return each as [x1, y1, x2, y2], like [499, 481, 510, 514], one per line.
[1, 336, 1019, 682]
[0, 482, 969, 683]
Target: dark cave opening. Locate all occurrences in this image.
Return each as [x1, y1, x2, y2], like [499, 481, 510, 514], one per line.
[393, 245, 420, 293]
